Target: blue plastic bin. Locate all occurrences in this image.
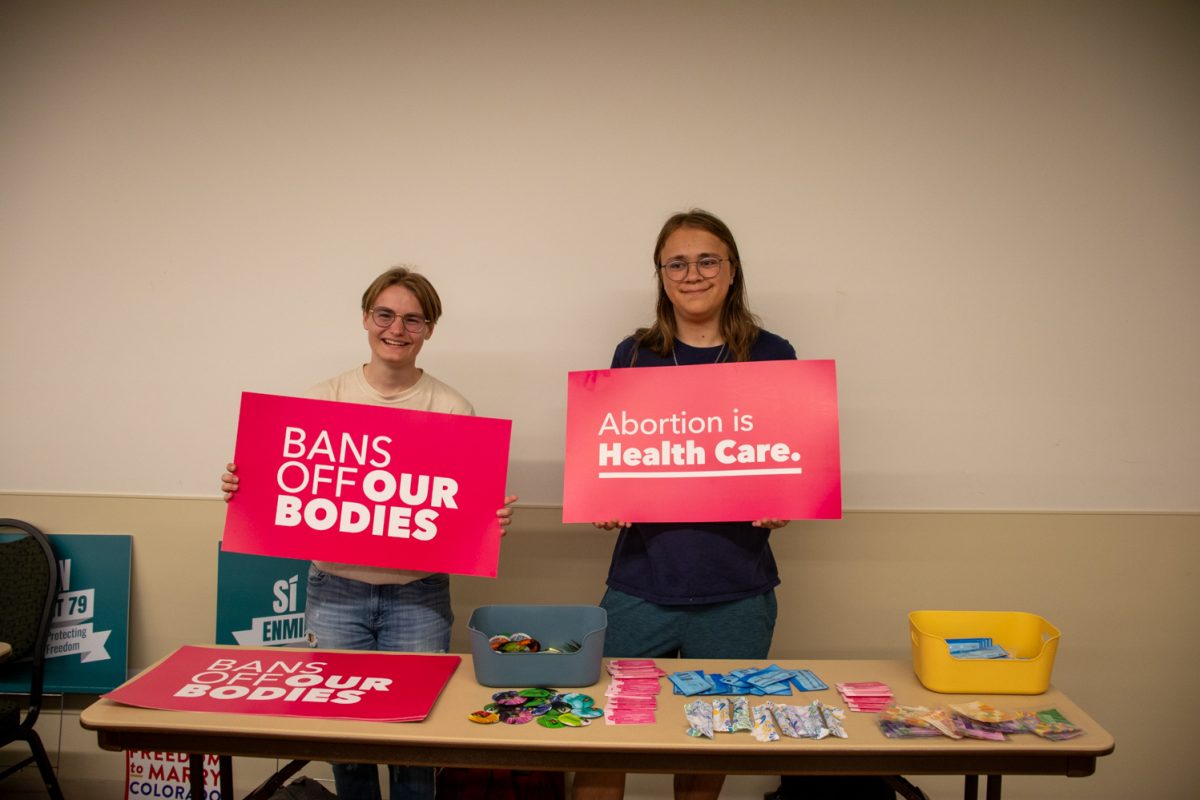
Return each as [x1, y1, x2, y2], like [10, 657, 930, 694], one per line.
[467, 605, 606, 688]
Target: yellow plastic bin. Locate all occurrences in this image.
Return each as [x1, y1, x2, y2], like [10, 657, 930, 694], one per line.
[908, 610, 1060, 695]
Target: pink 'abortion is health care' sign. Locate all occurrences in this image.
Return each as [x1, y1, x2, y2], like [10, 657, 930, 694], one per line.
[222, 392, 511, 577]
[563, 360, 841, 523]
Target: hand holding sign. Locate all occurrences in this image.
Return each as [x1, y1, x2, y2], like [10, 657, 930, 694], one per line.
[221, 463, 239, 501]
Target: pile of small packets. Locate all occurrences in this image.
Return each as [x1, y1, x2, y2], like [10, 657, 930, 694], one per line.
[684, 696, 847, 742]
[878, 701, 1084, 741]
[468, 688, 604, 728]
[669, 665, 827, 696]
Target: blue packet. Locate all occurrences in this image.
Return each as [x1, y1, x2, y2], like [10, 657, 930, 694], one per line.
[677, 672, 775, 695]
[745, 667, 799, 689]
[669, 670, 716, 696]
[725, 667, 762, 690]
[954, 645, 1011, 659]
[671, 672, 737, 695]
[790, 669, 829, 692]
[705, 673, 736, 694]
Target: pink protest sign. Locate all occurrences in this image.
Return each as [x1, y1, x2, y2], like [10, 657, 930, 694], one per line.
[105, 645, 459, 722]
[563, 360, 841, 523]
[222, 392, 511, 577]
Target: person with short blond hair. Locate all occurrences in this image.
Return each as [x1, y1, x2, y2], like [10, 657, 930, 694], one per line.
[223, 266, 516, 800]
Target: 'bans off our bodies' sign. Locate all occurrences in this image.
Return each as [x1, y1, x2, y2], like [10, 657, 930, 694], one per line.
[222, 392, 511, 577]
[563, 360, 841, 523]
[105, 645, 459, 722]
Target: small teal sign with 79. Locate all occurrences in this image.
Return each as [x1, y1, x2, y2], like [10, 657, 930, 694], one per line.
[0, 533, 131, 693]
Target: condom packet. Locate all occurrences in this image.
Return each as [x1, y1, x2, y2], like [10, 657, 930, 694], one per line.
[1021, 708, 1085, 740]
[950, 701, 1021, 725]
[946, 637, 992, 653]
[731, 696, 753, 732]
[790, 669, 829, 692]
[878, 718, 943, 738]
[670, 672, 736, 695]
[712, 697, 733, 733]
[815, 701, 848, 739]
[878, 705, 930, 724]
[706, 673, 736, 694]
[670, 670, 716, 696]
[946, 636, 1012, 659]
[920, 707, 962, 739]
[724, 667, 760, 692]
[835, 681, 894, 712]
[725, 667, 783, 695]
[796, 702, 830, 739]
[743, 666, 799, 694]
[767, 703, 803, 738]
[952, 713, 1008, 741]
[684, 699, 714, 739]
[953, 645, 1012, 659]
[949, 701, 1025, 737]
[752, 703, 781, 742]
[876, 705, 941, 738]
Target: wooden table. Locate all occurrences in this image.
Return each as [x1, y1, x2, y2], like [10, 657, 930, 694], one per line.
[80, 650, 1114, 800]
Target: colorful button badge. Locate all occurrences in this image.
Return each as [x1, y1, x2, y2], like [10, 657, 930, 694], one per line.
[488, 633, 542, 653]
[467, 688, 604, 728]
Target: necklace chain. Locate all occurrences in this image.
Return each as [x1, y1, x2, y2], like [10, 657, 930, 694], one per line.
[672, 343, 726, 366]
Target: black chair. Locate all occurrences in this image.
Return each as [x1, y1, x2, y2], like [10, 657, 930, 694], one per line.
[0, 518, 66, 799]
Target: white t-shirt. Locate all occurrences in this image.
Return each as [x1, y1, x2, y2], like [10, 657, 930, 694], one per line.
[305, 365, 474, 585]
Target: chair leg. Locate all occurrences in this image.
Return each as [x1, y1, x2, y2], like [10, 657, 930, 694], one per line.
[27, 731, 66, 800]
[0, 755, 36, 782]
[885, 775, 930, 800]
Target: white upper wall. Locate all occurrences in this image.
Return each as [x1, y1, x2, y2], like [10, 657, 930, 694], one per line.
[2, 0, 1197, 510]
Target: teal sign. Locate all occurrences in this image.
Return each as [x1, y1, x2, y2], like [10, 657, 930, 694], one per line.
[0, 533, 132, 694]
[215, 546, 310, 646]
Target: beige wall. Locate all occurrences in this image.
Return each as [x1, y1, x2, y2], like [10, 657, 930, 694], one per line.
[2, 0, 1198, 511]
[2, 493, 1197, 799]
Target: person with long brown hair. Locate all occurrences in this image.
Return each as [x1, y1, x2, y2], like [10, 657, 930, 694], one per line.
[572, 210, 795, 800]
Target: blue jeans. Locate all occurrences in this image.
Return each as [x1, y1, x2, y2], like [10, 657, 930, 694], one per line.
[306, 566, 453, 800]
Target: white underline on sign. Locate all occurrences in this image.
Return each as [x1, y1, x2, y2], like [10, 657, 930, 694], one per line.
[598, 468, 804, 479]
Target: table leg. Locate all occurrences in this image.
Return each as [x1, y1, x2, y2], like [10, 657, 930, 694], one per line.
[220, 755, 234, 800]
[986, 774, 1002, 800]
[189, 754, 205, 800]
[963, 774, 979, 799]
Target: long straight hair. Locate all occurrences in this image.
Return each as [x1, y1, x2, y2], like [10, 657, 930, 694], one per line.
[631, 209, 761, 363]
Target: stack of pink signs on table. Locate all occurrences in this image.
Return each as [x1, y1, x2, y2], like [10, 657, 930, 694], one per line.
[835, 681, 894, 712]
[604, 659, 665, 725]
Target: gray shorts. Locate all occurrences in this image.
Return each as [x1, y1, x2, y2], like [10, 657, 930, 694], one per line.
[599, 587, 777, 659]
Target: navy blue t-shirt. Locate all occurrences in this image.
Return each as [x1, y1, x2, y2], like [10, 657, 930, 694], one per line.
[604, 329, 797, 606]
